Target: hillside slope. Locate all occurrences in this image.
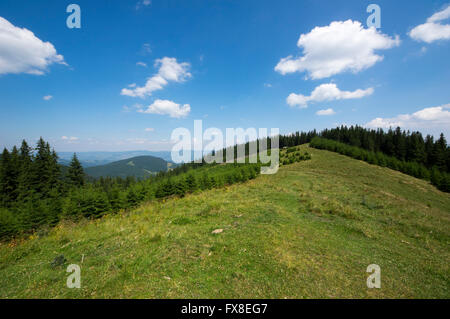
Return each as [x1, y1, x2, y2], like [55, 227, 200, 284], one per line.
[1, 145, 449, 298]
[85, 155, 169, 179]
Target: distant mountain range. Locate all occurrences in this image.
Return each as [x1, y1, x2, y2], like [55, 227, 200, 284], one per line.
[58, 151, 173, 167]
[84, 155, 172, 179]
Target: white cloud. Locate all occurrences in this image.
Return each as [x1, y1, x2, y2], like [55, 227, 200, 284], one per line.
[136, 61, 147, 67]
[121, 57, 191, 98]
[275, 20, 399, 79]
[138, 99, 190, 118]
[366, 103, 450, 136]
[316, 108, 336, 116]
[144, 127, 155, 132]
[43, 95, 53, 101]
[0, 16, 66, 75]
[61, 136, 79, 142]
[409, 5, 450, 43]
[156, 57, 191, 82]
[428, 5, 450, 23]
[264, 83, 272, 88]
[286, 83, 374, 108]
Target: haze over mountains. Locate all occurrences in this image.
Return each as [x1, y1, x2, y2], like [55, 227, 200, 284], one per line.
[58, 151, 173, 167]
[84, 155, 172, 179]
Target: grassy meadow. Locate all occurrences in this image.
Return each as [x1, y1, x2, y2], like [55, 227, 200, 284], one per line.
[0, 145, 449, 298]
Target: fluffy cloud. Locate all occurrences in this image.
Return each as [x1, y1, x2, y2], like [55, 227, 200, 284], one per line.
[286, 83, 374, 108]
[366, 103, 450, 135]
[138, 99, 190, 118]
[275, 20, 399, 79]
[316, 108, 336, 116]
[121, 57, 191, 98]
[43, 95, 53, 101]
[144, 127, 155, 132]
[409, 5, 450, 43]
[136, 61, 147, 67]
[0, 17, 66, 75]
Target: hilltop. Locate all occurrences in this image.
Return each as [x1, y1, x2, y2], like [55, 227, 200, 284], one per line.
[0, 145, 449, 298]
[84, 155, 171, 179]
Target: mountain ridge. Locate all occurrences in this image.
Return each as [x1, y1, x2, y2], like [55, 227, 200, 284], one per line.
[58, 151, 173, 167]
[84, 155, 171, 179]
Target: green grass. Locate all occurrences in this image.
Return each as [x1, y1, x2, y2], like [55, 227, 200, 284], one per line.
[1, 145, 449, 298]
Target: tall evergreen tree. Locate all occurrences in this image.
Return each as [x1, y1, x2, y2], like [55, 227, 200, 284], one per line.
[0, 148, 12, 206]
[17, 140, 34, 202]
[434, 133, 447, 171]
[8, 146, 20, 203]
[0, 147, 20, 205]
[68, 153, 85, 187]
[32, 138, 61, 197]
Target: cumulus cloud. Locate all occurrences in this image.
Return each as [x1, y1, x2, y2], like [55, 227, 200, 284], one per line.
[286, 83, 374, 108]
[316, 108, 336, 116]
[136, 61, 147, 67]
[275, 20, 399, 79]
[144, 127, 155, 132]
[138, 99, 190, 118]
[121, 57, 191, 98]
[409, 5, 450, 43]
[43, 95, 53, 101]
[366, 103, 450, 135]
[0, 16, 66, 75]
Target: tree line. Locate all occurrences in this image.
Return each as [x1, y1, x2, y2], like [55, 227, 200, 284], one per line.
[1, 125, 448, 239]
[310, 137, 450, 192]
[277, 126, 449, 174]
[0, 138, 261, 239]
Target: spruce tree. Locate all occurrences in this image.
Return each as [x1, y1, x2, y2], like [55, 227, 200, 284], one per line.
[185, 174, 197, 192]
[17, 140, 34, 202]
[9, 146, 20, 203]
[32, 138, 61, 197]
[68, 153, 85, 187]
[434, 134, 447, 171]
[0, 147, 20, 205]
[0, 148, 11, 205]
[32, 138, 51, 195]
[173, 179, 186, 197]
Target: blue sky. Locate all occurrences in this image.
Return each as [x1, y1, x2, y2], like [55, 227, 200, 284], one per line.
[1, 0, 450, 151]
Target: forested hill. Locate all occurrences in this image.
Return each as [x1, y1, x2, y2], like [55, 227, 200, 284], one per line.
[57, 151, 174, 167]
[84, 156, 170, 179]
